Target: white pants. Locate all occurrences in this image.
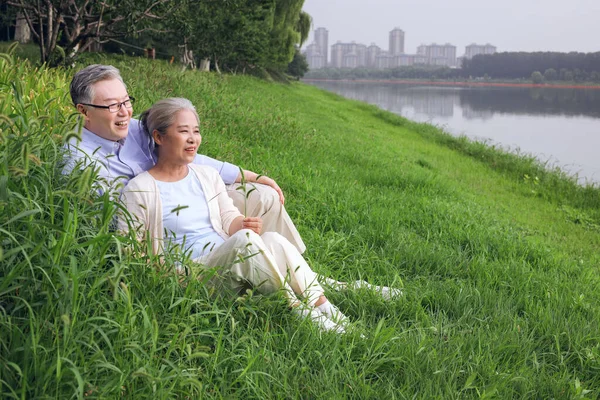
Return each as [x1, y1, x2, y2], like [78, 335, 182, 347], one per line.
[194, 230, 323, 306]
[226, 183, 306, 254]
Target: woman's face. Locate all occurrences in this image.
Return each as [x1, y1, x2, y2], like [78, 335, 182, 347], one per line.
[155, 109, 201, 165]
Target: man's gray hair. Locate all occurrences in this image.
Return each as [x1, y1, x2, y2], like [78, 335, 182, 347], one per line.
[70, 64, 126, 105]
[140, 98, 200, 148]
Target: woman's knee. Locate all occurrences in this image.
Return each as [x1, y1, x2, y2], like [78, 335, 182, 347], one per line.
[231, 229, 264, 248]
[261, 231, 287, 247]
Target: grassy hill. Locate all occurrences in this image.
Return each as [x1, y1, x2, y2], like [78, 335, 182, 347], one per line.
[1, 46, 600, 398]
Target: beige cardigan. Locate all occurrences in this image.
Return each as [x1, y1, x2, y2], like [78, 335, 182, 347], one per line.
[119, 164, 243, 255]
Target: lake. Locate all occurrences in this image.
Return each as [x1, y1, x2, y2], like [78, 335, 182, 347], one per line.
[304, 80, 600, 185]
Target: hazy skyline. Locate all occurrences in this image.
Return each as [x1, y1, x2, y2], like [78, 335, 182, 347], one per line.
[302, 0, 600, 55]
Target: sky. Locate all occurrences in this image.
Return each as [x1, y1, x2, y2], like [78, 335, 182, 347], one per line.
[301, 0, 600, 56]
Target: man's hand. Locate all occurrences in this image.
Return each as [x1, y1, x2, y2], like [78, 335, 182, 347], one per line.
[256, 175, 285, 205]
[241, 217, 263, 235]
[236, 170, 286, 205]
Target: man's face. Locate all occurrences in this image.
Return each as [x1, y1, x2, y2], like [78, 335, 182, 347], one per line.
[78, 78, 132, 141]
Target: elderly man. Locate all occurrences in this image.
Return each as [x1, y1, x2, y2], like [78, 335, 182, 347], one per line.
[64, 64, 305, 253]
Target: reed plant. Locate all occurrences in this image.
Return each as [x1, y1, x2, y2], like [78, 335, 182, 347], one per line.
[1, 45, 600, 398]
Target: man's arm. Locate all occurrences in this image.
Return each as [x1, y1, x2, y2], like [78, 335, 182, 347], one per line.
[235, 169, 285, 205]
[193, 154, 285, 204]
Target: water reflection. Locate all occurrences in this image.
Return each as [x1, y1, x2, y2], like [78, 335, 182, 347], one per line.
[312, 82, 600, 120]
[460, 87, 600, 118]
[305, 81, 600, 184]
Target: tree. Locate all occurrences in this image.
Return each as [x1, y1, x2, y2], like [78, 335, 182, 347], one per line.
[6, 0, 172, 66]
[561, 69, 574, 82]
[531, 71, 544, 84]
[186, 0, 273, 74]
[286, 48, 308, 79]
[173, 0, 310, 75]
[544, 68, 557, 81]
[265, 0, 310, 70]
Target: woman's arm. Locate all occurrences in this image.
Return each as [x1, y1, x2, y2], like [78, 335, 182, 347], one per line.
[117, 188, 149, 239]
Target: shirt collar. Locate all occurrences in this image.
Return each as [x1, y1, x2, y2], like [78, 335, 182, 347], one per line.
[80, 127, 126, 154]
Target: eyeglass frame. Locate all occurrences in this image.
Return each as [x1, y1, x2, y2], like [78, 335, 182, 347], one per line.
[79, 96, 135, 113]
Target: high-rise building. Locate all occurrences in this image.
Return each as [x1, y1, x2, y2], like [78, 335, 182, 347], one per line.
[464, 43, 497, 59]
[314, 27, 329, 66]
[331, 41, 368, 68]
[366, 44, 381, 68]
[389, 28, 405, 55]
[417, 43, 457, 67]
[375, 51, 392, 69]
[304, 43, 325, 69]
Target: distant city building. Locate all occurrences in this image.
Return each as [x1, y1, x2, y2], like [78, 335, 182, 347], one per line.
[389, 28, 405, 55]
[375, 51, 392, 69]
[417, 43, 457, 67]
[331, 41, 368, 68]
[314, 27, 329, 65]
[305, 25, 475, 70]
[303, 27, 329, 70]
[392, 54, 428, 67]
[464, 43, 497, 59]
[304, 43, 325, 69]
[366, 43, 381, 68]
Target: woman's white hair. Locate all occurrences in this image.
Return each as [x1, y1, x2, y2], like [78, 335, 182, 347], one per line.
[140, 98, 200, 150]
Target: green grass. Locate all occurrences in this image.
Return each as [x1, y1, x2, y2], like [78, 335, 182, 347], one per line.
[0, 42, 40, 63]
[2, 45, 600, 398]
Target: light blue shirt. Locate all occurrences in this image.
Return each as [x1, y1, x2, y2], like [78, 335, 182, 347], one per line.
[155, 168, 224, 259]
[64, 118, 239, 192]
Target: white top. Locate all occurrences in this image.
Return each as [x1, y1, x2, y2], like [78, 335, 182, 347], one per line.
[155, 168, 225, 259]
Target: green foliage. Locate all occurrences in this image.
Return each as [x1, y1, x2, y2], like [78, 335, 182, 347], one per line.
[5, 0, 174, 66]
[531, 71, 544, 84]
[2, 51, 600, 398]
[462, 51, 600, 81]
[296, 11, 312, 46]
[544, 68, 558, 81]
[0, 41, 40, 63]
[185, 0, 273, 72]
[161, 0, 310, 74]
[264, 0, 306, 70]
[286, 47, 309, 79]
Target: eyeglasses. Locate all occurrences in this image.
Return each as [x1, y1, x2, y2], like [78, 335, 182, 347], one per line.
[80, 97, 135, 113]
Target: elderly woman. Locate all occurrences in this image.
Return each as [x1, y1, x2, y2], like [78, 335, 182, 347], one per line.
[119, 98, 348, 333]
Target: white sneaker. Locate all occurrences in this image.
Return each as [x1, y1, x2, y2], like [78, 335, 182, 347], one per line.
[318, 301, 349, 325]
[293, 305, 345, 334]
[318, 276, 403, 300]
[354, 280, 403, 300]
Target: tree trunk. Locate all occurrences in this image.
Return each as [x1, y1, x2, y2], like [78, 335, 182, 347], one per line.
[198, 58, 210, 72]
[14, 12, 31, 43]
[214, 56, 221, 74]
[178, 42, 196, 69]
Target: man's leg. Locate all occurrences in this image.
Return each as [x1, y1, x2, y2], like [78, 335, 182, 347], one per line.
[226, 183, 306, 254]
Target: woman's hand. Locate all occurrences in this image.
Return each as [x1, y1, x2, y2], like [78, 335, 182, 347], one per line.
[241, 217, 262, 235]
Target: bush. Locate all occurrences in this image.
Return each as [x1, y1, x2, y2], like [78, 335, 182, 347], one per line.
[531, 70, 544, 84]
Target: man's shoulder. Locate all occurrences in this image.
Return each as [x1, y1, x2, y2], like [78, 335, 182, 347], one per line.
[64, 127, 106, 157]
[127, 118, 144, 137]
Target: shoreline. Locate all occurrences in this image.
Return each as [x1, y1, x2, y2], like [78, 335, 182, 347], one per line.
[302, 78, 600, 90]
